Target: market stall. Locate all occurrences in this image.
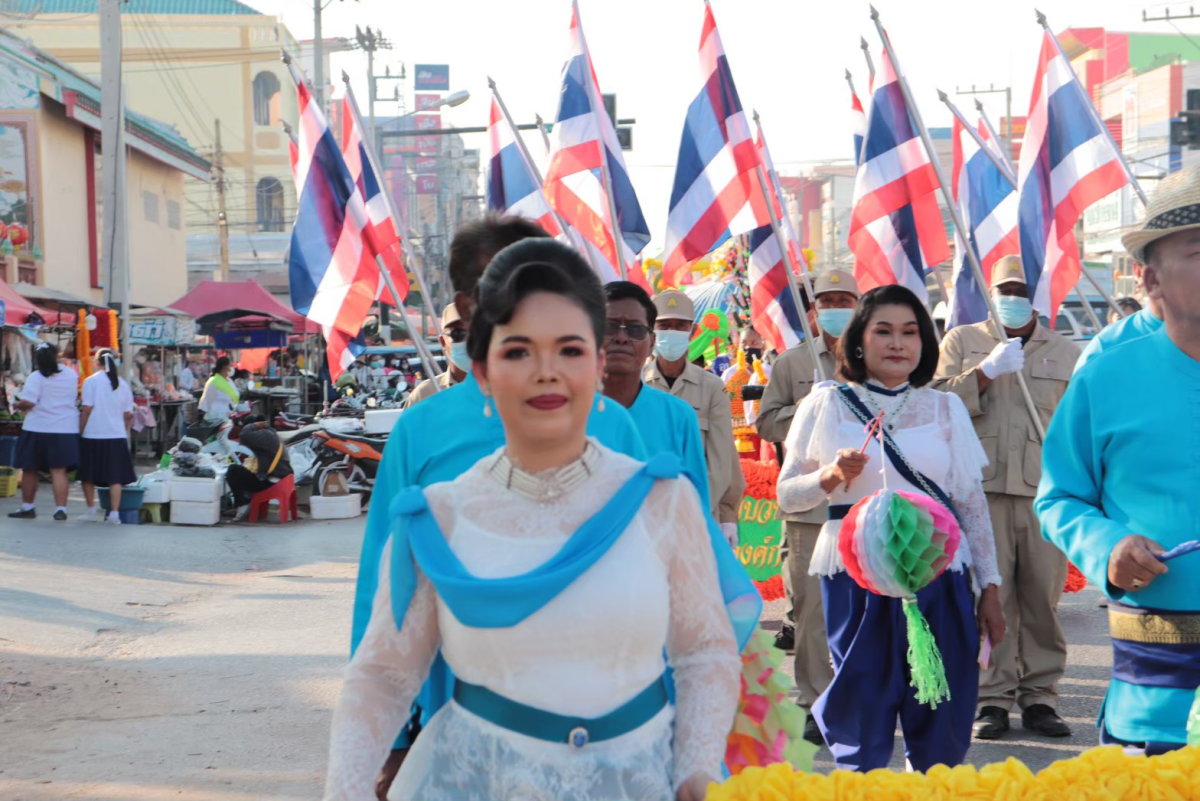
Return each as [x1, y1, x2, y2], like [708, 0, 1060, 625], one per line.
[127, 309, 200, 459]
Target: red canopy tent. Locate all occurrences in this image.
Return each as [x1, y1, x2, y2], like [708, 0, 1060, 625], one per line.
[0, 278, 67, 326]
[167, 278, 319, 335]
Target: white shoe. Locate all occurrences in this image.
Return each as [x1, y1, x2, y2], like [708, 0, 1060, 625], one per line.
[232, 505, 250, 522]
[104, 514, 122, 525]
[78, 509, 102, 522]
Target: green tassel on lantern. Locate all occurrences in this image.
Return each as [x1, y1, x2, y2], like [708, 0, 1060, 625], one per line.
[1187, 686, 1200, 747]
[902, 597, 950, 708]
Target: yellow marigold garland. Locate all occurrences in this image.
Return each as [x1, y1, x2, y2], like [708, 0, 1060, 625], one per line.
[705, 744, 1200, 801]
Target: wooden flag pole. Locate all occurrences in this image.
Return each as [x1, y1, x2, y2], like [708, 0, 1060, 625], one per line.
[871, 6, 1045, 438]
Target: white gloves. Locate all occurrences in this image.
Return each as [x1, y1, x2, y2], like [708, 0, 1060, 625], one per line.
[720, 522, 739, 548]
[979, 339, 1025, 379]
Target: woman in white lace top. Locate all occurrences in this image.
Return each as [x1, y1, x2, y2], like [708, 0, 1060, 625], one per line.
[323, 239, 744, 801]
[776, 285, 1005, 773]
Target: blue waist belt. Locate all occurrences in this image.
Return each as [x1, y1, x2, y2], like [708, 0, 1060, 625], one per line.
[1109, 602, 1200, 689]
[453, 674, 669, 749]
[829, 504, 852, 521]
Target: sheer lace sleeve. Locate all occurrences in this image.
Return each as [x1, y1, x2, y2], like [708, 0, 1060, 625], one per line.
[777, 385, 840, 514]
[644, 477, 740, 792]
[323, 541, 440, 801]
[941, 392, 1001, 588]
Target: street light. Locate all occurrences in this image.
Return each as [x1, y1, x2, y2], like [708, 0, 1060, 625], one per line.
[399, 89, 470, 118]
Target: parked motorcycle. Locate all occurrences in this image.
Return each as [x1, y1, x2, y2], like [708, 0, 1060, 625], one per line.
[310, 423, 386, 497]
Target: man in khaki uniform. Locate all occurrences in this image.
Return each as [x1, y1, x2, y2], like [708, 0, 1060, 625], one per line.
[933, 254, 1079, 740]
[404, 304, 469, 408]
[644, 290, 744, 539]
[755, 269, 859, 742]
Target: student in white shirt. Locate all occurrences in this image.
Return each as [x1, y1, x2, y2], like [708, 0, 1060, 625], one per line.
[9, 343, 79, 521]
[78, 349, 136, 524]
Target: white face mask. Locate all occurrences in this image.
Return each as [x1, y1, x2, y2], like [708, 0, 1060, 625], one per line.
[654, 329, 691, 361]
[993, 293, 1034, 328]
[449, 341, 471, 372]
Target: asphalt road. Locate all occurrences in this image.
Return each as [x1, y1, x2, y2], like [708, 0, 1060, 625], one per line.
[0, 489, 1113, 799]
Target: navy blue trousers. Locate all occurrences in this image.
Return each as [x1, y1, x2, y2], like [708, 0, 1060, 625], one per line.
[813, 570, 980, 772]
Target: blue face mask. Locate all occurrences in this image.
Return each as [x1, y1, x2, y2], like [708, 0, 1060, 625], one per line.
[993, 294, 1034, 329]
[449, 341, 471, 372]
[654, 329, 691, 361]
[817, 308, 854, 338]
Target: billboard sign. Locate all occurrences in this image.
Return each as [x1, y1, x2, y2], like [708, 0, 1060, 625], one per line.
[416, 175, 438, 194]
[415, 134, 440, 152]
[415, 114, 441, 131]
[415, 156, 438, 174]
[414, 64, 449, 91]
[415, 93, 442, 111]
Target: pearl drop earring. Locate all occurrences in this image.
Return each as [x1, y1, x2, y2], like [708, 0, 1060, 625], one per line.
[596, 380, 606, 413]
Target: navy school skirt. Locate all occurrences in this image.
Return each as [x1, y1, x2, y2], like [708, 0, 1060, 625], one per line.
[77, 437, 137, 486]
[15, 430, 80, 471]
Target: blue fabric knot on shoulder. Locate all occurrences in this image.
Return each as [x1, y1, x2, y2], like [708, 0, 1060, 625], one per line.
[644, 452, 681, 480]
[391, 486, 430, 519]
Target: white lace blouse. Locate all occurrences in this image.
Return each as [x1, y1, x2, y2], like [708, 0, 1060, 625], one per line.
[323, 442, 740, 801]
[777, 384, 1001, 589]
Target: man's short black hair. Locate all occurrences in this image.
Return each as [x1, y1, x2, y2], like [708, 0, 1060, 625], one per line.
[603, 281, 657, 327]
[448, 213, 551, 294]
[836, 285, 941, 387]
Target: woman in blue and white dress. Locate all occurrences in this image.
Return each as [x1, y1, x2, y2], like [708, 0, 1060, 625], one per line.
[323, 239, 757, 801]
[777, 285, 1005, 773]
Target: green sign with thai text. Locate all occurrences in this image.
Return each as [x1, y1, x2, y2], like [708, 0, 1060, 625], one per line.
[735, 495, 782, 582]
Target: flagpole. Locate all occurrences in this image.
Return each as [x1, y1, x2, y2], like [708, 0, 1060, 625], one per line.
[489, 78, 603, 278]
[753, 111, 821, 307]
[860, 36, 875, 84]
[336, 70, 441, 385]
[871, 6, 1046, 438]
[974, 100, 1016, 175]
[942, 91, 1125, 324]
[753, 162, 827, 381]
[534, 112, 552, 156]
[1036, 10, 1148, 207]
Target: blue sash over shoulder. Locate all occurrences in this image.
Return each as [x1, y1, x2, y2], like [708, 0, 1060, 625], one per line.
[388, 451, 760, 647]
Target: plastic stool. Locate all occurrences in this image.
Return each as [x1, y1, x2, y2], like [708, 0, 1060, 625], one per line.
[140, 503, 165, 524]
[248, 475, 298, 524]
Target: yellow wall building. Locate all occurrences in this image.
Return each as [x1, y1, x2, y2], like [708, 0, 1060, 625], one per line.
[0, 26, 208, 309]
[8, 0, 308, 291]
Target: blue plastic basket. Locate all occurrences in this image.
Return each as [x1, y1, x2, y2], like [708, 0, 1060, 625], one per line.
[98, 486, 145, 512]
[118, 509, 140, 525]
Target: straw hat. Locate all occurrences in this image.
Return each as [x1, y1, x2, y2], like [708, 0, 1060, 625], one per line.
[1122, 165, 1200, 264]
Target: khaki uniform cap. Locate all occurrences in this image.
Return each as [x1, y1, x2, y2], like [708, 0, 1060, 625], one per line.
[812, 269, 861, 298]
[440, 303, 462, 329]
[654, 289, 696, 321]
[990, 255, 1027, 289]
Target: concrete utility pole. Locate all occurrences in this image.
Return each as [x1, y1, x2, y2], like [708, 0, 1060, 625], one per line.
[956, 84, 1013, 158]
[354, 26, 392, 152]
[100, 0, 132, 374]
[214, 120, 229, 281]
[312, 0, 324, 113]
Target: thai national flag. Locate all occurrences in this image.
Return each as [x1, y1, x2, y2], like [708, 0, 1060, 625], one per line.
[949, 116, 1020, 329]
[662, 1, 768, 286]
[288, 81, 380, 338]
[848, 44, 950, 302]
[544, 0, 649, 283]
[487, 97, 562, 236]
[341, 97, 408, 307]
[850, 86, 867, 167]
[747, 224, 805, 354]
[1018, 30, 1129, 319]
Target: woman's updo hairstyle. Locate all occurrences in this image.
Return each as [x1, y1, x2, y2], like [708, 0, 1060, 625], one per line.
[466, 239, 606, 362]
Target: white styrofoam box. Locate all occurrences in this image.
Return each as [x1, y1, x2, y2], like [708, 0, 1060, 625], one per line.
[139, 472, 171, 504]
[170, 476, 222, 503]
[171, 500, 221, 526]
[310, 492, 363, 520]
[364, 408, 402, 435]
